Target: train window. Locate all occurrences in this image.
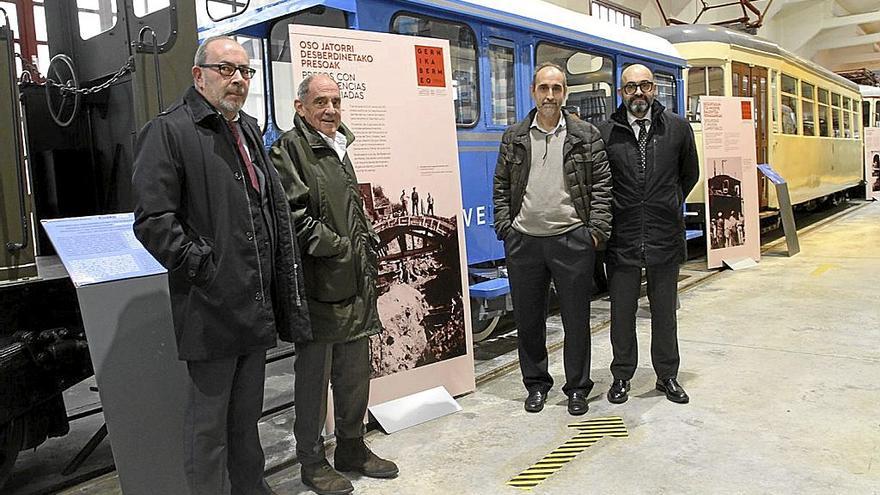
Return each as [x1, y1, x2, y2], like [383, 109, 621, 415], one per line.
[843, 97, 852, 138]
[207, 0, 249, 21]
[654, 73, 676, 114]
[780, 74, 798, 135]
[488, 43, 516, 126]
[237, 36, 265, 130]
[875, 103, 880, 127]
[770, 71, 777, 130]
[686, 66, 722, 122]
[77, 0, 118, 40]
[818, 88, 830, 137]
[853, 103, 860, 139]
[134, 0, 171, 17]
[801, 82, 815, 136]
[863, 101, 871, 128]
[831, 92, 841, 138]
[536, 43, 613, 126]
[269, 8, 348, 132]
[391, 14, 479, 126]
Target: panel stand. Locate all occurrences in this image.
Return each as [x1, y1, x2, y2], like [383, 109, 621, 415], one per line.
[368, 386, 461, 434]
[722, 257, 758, 270]
[76, 274, 188, 494]
[758, 164, 799, 257]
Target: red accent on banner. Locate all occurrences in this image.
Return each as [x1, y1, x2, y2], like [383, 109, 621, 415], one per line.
[741, 101, 752, 120]
[415, 45, 446, 88]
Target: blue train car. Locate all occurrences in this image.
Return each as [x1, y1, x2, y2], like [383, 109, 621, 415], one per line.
[196, 0, 687, 339]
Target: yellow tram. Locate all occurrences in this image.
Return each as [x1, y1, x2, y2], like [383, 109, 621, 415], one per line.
[653, 25, 863, 213]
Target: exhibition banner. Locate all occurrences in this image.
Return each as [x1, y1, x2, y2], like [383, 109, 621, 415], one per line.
[865, 127, 880, 200]
[700, 96, 761, 269]
[288, 25, 475, 407]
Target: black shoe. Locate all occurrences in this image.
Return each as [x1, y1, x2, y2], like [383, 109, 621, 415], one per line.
[607, 379, 630, 404]
[567, 391, 589, 416]
[301, 459, 354, 495]
[334, 437, 399, 478]
[656, 377, 690, 404]
[524, 390, 547, 413]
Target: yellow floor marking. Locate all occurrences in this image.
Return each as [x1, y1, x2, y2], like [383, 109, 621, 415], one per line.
[811, 263, 839, 277]
[506, 417, 629, 491]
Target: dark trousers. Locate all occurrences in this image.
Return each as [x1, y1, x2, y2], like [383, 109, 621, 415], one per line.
[184, 350, 271, 495]
[608, 263, 680, 380]
[294, 337, 371, 465]
[505, 225, 595, 396]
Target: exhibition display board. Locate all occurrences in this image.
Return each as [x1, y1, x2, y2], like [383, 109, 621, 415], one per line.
[42, 213, 187, 494]
[865, 127, 880, 200]
[699, 96, 761, 269]
[288, 25, 475, 415]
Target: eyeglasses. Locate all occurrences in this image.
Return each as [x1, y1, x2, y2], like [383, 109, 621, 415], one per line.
[622, 81, 654, 95]
[199, 63, 257, 80]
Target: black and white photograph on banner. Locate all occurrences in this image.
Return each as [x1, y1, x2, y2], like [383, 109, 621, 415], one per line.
[708, 157, 746, 249]
[358, 183, 467, 379]
[872, 152, 879, 192]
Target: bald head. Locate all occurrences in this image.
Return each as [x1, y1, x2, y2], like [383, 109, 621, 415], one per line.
[295, 73, 342, 137]
[620, 64, 655, 118]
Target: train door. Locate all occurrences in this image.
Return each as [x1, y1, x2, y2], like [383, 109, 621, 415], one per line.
[732, 62, 768, 208]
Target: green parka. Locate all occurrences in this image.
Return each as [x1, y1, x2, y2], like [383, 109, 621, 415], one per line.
[269, 114, 383, 343]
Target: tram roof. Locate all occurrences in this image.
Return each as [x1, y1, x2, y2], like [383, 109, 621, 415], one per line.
[651, 24, 859, 93]
[860, 85, 880, 97]
[197, 0, 685, 66]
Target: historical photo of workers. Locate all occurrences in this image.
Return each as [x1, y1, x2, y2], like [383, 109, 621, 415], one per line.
[357, 183, 467, 378]
[708, 157, 746, 249]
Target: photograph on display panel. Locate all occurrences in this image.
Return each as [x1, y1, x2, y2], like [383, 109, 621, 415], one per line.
[707, 158, 747, 250]
[357, 183, 466, 379]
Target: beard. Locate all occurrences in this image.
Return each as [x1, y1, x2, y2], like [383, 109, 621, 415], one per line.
[218, 97, 244, 115]
[626, 97, 650, 116]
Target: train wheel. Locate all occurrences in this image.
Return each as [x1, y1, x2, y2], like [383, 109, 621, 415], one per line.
[0, 419, 24, 488]
[471, 308, 500, 342]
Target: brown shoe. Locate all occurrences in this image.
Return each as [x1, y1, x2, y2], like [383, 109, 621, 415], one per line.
[301, 459, 353, 495]
[334, 437, 399, 478]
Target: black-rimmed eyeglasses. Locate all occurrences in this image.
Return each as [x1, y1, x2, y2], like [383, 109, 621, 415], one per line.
[199, 63, 257, 80]
[622, 81, 654, 95]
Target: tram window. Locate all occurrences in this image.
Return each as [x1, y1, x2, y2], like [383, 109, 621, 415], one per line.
[801, 82, 815, 136]
[780, 74, 798, 135]
[236, 36, 265, 130]
[133, 0, 170, 16]
[770, 71, 777, 129]
[653, 72, 676, 113]
[269, 9, 348, 131]
[818, 88, 830, 137]
[843, 97, 852, 138]
[488, 43, 516, 126]
[863, 101, 871, 127]
[687, 66, 723, 122]
[77, 0, 118, 40]
[207, 0, 248, 21]
[392, 14, 479, 126]
[875, 104, 880, 127]
[536, 43, 613, 126]
[831, 92, 841, 138]
[853, 104, 860, 139]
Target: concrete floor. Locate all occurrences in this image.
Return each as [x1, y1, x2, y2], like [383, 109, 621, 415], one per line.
[62, 200, 879, 494]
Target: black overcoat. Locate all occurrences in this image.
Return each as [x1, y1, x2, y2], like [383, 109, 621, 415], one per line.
[132, 86, 311, 360]
[598, 100, 700, 267]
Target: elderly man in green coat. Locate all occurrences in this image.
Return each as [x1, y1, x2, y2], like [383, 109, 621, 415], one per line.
[270, 73, 397, 495]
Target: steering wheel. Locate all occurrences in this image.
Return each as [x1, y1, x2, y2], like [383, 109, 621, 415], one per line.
[44, 53, 80, 128]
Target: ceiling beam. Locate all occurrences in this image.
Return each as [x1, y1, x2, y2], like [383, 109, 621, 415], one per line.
[822, 10, 880, 29]
[814, 31, 880, 49]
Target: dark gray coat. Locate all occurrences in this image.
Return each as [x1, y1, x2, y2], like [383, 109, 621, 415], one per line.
[598, 100, 700, 267]
[132, 86, 311, 360]
[269, 114, 383, 344]
[493, 108, 613, 247]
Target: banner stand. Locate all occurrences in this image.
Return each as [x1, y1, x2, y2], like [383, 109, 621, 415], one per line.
[722, 257, 759, 270]
[368, 386, 461, 434]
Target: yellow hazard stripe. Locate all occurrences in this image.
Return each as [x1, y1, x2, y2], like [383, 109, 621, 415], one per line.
[506, 417, 629, 491]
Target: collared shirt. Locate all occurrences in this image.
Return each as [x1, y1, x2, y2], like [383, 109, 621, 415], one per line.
[627, 108, 653, 137]
[319, 130, 349, 161]
[512, 111, 581, 236]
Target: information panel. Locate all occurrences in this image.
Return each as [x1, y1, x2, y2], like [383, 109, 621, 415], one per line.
[288, 25, 475, 406]
[41, 213, 165, 287]
[700, 96, 761, 269]
[865, 127, 880, 200]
